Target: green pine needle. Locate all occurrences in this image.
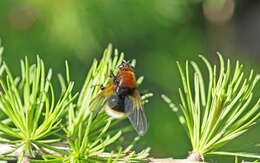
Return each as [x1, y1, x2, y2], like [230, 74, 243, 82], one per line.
[162, 53, 260, 160]
[0, 44, 151, 162]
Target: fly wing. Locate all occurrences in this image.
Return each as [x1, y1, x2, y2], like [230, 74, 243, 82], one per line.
[89, 92, 108, 115]
[124, 90, 147, 136]
[89, 84, 115, 118]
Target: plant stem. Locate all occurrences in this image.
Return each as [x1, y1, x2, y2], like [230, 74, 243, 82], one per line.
[186, 150, 204, 162]
[148, 158, 204, 163]
[0, 143, 205, 163]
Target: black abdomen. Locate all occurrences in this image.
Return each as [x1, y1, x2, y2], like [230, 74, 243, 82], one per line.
[108, 95, 125, 112]
[115, 86, 135, 97]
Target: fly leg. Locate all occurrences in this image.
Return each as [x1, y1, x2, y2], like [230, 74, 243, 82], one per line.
[110, 70, 116, 82]
[93, 112, 99, 120]
[91, 84, 105, 90]
[139, 89, 150, 96]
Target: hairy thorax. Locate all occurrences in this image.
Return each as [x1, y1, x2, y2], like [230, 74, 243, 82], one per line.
[115, 70, 136, 96]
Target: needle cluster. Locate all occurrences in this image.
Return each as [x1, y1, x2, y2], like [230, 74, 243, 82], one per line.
[0, 44, 150, 163]
[163, 53, 260, 161]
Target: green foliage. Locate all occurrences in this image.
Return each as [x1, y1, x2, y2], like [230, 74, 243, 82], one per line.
[0, 44, 150, 162]
[162, 53, 260, 160]
[235, 156, 259, 163]
[0, 49, 73, 162]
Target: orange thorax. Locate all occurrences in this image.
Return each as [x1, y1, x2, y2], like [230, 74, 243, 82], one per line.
[116, 70, 136, 89]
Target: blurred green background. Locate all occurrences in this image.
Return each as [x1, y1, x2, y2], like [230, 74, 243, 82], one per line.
[0, 0, 259, 162]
